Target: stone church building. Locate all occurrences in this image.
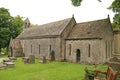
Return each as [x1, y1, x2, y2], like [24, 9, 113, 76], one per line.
[9, 16, 115, 64]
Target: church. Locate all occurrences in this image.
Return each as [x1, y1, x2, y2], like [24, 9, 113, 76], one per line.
[9, 15, 117, 64]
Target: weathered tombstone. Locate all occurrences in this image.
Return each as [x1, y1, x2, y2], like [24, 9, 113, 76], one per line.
[50, 50, 55, 61]
[9, 57, 17, 62]
[23, 57, 29, 63]
[42, 56, 47, 63]
[3, 58, 11, 64]
[4, 62, 15, 68]
[0, 64, 7, 70]
[28, 55, 35, 64]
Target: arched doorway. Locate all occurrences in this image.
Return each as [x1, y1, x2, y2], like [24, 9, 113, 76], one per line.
[76, 49, 80, 62]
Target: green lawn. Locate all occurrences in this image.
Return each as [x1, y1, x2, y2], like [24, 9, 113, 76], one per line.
[0, 58, 107, 80]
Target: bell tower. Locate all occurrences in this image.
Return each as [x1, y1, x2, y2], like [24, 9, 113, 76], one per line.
[23, 18, 31, 30]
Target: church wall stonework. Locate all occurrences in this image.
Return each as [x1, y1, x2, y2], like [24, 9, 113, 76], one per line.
[20, 37, 61, 61]
[60, 17, 76, 60]
[66, 39, 112, 64]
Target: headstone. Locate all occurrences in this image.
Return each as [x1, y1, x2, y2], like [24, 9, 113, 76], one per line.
[9, 57, 17, 62]
[39, 56, 47, 63]
[29, 55, 35, 64]
[4, 62, 15, 68]
[0, 64, 7, 70]
[3, 58, 11, 64]
[42, 56, 46, 63]
[50, 50, 55, 61]
[23, 57, 29, 63]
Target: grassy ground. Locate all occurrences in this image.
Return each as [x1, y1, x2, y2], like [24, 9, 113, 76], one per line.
[0, 57, 108, 80]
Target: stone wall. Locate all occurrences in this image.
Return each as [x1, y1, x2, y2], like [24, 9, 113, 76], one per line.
[60, 17, 76, 60]
[20, 37, 61, 61]
[66, 39, 111, 64]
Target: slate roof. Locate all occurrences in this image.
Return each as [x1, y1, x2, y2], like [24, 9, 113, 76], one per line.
[17, 17, 72, 39]
[67, 18, 112, 39]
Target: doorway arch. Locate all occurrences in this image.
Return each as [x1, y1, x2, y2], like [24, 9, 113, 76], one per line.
[76, 49, 80, 62]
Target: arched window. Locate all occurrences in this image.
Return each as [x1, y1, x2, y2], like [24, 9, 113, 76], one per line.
[88, 44, 91, 57]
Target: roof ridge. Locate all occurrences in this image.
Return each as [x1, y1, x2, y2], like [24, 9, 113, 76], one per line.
[77, 18, 108, 24]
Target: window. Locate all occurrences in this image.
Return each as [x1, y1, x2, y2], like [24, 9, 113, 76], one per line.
[69, 44, 71, 56]
[31, 45, 32, 53]
[39, 45, 40, 54]
[106, 41, 108, 58]
[49, 45, 51, 53]
[88, 44, 91, 57]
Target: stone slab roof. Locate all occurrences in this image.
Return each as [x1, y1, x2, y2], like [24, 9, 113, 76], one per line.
[17, 17, 72, 39]
[67, 18, 112, 39]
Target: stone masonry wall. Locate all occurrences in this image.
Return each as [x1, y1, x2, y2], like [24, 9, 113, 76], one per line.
[20, 37, 61, 61]
[66, 39, 107, 64]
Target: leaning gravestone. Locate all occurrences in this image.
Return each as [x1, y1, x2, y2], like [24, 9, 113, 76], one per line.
[29, 55, 35, 64]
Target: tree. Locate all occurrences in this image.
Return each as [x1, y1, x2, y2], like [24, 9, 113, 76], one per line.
[11, 15, 24, 38]
[0, 7, 24, 53]
[108, 0, 120, 29]
[0, 7, 12, 53]
[71, 0, 102, 7]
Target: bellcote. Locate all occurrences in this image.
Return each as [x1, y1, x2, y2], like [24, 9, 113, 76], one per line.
[23, 18, 31, 30]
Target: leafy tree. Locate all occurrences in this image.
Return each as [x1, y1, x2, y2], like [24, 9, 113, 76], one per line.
[30, 24, 39, 28]
[0, 7, 24, 53]
[71, 0, 101, 7]
[11, 15, 24, 38]
[108, 0, 120, 29]
[0, 7, 12, 53]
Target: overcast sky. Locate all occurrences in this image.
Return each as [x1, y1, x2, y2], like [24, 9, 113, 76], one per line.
[0, 0, 114, 24]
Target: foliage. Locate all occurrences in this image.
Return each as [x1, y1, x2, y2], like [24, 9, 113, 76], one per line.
[108, 0, 120, 29]
[108, 0, 120, 13]
[0, 58, 107, 80]
[30, 24, 39, 28]
[112, 14, 120, 29]
[11, 15, 24, 38]
[71, 0, 102, 7]
[0, 7, 23, 53]
[71, 0, 82, 7]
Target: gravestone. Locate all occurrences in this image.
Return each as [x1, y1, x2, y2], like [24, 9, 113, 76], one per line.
[0, 64, 7, 70]
[50, 50, 55, 61]
[28, 55, 35, 64]
[23, 57, 29, 63]
[39, 56, 47, 63]
[9, 57, 17, 62]
[4, 62, 15, 68]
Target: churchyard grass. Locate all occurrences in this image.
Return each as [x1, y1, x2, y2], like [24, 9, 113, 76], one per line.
[0, 58, 107, 80]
